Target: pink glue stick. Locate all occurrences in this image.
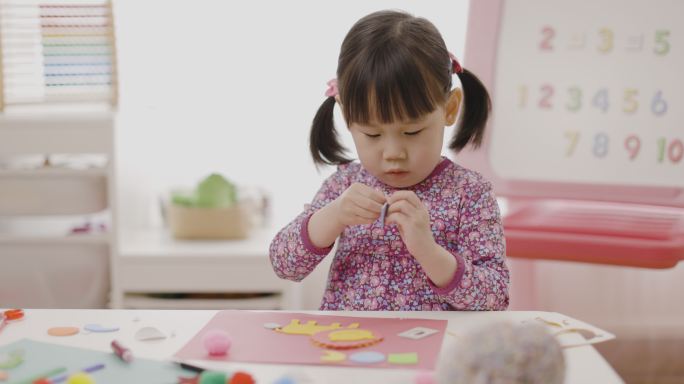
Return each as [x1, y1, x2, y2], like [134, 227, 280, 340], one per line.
[111, 339, 134, 363]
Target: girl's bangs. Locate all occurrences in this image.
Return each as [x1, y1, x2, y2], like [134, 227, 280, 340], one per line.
[340, 52, 445, 126]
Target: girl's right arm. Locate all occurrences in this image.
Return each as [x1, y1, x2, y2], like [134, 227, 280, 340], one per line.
[269, 166, 385, 282]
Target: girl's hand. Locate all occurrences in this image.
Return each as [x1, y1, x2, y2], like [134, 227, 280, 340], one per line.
[332, 183, 386, 227]
[386, 191, 436, 258]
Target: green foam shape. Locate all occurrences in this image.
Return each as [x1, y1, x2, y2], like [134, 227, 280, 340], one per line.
[388, 352, 418, 365]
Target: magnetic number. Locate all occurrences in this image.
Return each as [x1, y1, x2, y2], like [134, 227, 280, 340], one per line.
[539, 84, 554, 109]
[624, 135, 640, 160]
[540, 26, 555, 51]
[622, 89, 638, 114]
[651, 91, 668, 116]
[565, 131, 580, 156]
[658, 138, 683, 163]
[566, 87, 582, 112]
[598, 28, 614, 53]
[654, 30, 671, 56]
[593, 133, 609, 158]
[592, 89, 609, 113]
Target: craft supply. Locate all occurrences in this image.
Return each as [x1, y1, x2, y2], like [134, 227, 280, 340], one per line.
[0, 339, 186, 383]
[262, 322, 281, 330]
[310, 329, 383, 350]
[0, 309, 24, 334]
[12, 366, 66, 384]
[379, 202, 389, 225]
[65, 372, 95, 384]
[48, 327, 80, 337]
[175, 311, 447, 370]
[229, 371, 255, 384]
[202, 330, 232, 356]
[435, 322, 565, 384]
[320, 351, 346, 363]
[174, 360, 206, 374]
[111, 340, 133, 363]
[198, 370, 226, 384]
[388, 352, 418, 365]
[272, 377, 296, 384]
[0, 350, 24, 369]
[84, 324, 119, 333]
[398, 327, 439, 340]
[135, 326, 167, 341]
[349, 351, 386, 364]
[49, 363, 105, 384]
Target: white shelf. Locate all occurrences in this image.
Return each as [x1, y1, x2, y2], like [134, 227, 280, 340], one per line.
[120, 225, 278, 260]
[0, 232, 110, 245]
[0, 168, 108, 177]
[122, 293, 283, 310]
[117, 225, 296, 309]
[0, 109, 116, 309]
[0, 167, 108, 215]
[0, 111, 114, 155]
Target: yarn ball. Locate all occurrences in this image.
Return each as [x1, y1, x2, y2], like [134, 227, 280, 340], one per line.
[435, 322, 565, 384]
[202, 329, 232, 356]
[66, 372, 96, 384]
[198, 370, 226, 384]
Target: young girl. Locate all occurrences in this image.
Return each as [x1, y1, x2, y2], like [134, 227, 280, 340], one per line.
[269, 10, 509, 311]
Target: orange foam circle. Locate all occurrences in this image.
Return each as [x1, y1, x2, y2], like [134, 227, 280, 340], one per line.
[48, 327, 79, 336]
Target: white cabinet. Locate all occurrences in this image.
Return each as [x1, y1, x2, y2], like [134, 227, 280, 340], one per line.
[0, 110, 116, 308]
[115, 225, 300, 310]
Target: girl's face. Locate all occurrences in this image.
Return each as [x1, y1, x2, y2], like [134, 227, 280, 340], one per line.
[348, 90, 460, 188]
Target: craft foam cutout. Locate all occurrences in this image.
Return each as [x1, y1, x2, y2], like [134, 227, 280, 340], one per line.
[275, 319, 360, 336]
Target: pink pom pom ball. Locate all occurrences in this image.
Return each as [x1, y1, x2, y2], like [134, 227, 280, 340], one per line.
[202, 329, 232, 356]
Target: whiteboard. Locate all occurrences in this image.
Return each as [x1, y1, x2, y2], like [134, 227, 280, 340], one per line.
[457, 0, 684, 206]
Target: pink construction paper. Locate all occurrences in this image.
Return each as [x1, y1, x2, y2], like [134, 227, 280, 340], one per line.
[174, 311, 447, 370]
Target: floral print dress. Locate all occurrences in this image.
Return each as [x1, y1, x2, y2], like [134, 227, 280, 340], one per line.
[269, 157, 510, 311]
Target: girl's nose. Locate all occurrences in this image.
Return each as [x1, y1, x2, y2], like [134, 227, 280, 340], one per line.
[383, 138, 407, 161]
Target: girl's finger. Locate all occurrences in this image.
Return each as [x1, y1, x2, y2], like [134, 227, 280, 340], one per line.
[351, 201, 381, 220]
[358, 185, 387, 205]
[387, 200, 415, 216]
[353, 194, 385, 213]
[387, 190, 421, 209]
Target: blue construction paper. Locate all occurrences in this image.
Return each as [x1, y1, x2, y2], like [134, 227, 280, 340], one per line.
[0, 339, 193, 384]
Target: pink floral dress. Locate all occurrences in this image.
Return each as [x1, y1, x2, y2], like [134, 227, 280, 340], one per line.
[269, 157, 509, 310]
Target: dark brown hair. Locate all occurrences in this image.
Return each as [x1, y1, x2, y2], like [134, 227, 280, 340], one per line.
[310, 10, 491, 165]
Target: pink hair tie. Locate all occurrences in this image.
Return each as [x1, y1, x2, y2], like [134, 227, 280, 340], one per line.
[325, 78, 339, 97]
[448, 52, 463, 74]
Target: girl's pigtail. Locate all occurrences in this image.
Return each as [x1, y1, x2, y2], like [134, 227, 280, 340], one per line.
[310, 96, 351, 165]
[449, 68, 491, 152]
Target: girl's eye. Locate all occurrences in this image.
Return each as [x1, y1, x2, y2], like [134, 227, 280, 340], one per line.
[364, 133, 381, 138]
[405, 129, 423, 136]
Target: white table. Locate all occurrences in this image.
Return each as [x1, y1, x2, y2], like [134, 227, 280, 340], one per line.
[0, 309, 624, 384]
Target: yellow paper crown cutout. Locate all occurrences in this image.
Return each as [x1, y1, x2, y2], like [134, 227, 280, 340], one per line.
[275, 319, 360, 335]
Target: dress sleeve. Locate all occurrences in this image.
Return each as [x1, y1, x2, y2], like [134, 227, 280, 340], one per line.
[269, 165, 351, 282]
[427, 181, 510, 310]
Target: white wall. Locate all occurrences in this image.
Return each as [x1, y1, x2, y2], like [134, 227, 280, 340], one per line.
[113, 0, 470, 231]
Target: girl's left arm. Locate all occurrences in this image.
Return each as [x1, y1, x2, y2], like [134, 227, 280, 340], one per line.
[429, 181, 510, 310]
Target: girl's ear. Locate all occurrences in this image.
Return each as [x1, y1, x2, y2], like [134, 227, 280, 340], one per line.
[445, 88, 462, 126]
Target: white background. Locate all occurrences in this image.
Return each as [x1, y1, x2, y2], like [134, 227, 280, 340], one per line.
[113, 0, 469, 230]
